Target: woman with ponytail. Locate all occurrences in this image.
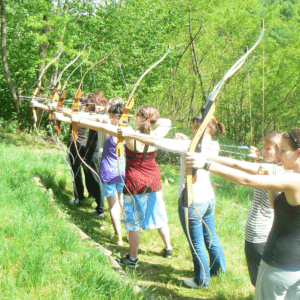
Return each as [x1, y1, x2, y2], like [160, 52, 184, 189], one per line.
[71, 105, 173, 268]
[118, 115, 226, 288]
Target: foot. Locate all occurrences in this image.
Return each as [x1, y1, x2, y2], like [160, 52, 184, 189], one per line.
[162, 247, 173, 258]
[69, 198, 81, 204]
[183, 278, 208, 289]
[119, 255, 138, 269]
[110, 235, 123, 246]
[91, 211, 105, 218]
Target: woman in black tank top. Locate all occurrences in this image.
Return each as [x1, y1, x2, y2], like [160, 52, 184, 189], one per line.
[186, 129, 300, 300]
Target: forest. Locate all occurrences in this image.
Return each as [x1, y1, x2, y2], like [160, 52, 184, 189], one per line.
[1, 0, 300, 144]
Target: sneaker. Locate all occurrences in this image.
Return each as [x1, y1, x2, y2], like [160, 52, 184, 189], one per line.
[162, 247, 173, 258]
[69, 198, 80, 204]
[110, 235, 123, 246]
[183, 278, 208, 289]
[119, 255, 138, 269]
[91, 211, 105, 218]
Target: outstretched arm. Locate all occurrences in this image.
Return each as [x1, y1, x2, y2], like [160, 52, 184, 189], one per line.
[70, 114, 119, 136]
[206, 155, 262, 175]
[185, 152, 300, 203]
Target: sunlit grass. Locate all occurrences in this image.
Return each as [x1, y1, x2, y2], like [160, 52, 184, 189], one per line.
[0, 129, 255, 299]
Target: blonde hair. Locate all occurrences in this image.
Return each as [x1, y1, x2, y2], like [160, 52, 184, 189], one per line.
[264, 131, 283, 151]
[136, 105, 160, 134]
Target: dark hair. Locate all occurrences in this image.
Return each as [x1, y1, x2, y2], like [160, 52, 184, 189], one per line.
[105, 97, 124, 113]
[136, 106, 160, 134]
[192, 115, 225, 138]
[282, 129, 300, 150]
[108, 103, 124, 116]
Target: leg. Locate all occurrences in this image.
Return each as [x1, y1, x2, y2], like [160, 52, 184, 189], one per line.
[107, 195, 123, 244]
[202, 198, 226, 276]
[255, 261, 300, 300]
[129, 230, 141, 259]
[69, 141, 85, 201]
[245, 240, 265, 286]
[157, 225, 172, 250]
[178, 197, 210, 287]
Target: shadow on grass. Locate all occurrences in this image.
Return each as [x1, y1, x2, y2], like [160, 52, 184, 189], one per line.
[37, 173, 253, 300]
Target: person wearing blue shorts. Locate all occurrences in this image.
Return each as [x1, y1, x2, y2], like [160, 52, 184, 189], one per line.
[99, 103, 125, 245]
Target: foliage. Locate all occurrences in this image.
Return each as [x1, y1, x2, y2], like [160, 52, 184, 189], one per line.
[1, 0, 300, 145]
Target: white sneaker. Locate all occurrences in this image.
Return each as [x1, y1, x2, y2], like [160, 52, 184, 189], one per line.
[183, 278, 200, 289]
[69, 198, 80, 204]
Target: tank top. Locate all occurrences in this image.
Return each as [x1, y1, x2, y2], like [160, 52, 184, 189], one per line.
[263, 193, 300, 270]
[124, 142, 162, 195]
[99, 135, 125, 184]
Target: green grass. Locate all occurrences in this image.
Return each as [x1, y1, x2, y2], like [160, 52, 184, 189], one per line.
[0, 131, 147, 300]
[0, 129, 255, 299]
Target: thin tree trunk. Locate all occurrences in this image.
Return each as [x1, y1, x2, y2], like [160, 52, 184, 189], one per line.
[1, 0, 20, 118]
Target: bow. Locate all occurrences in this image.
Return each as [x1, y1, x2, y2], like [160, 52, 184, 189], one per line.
[115, 45, 170, 202]
[116, 44, 170, 158]
[55, 45, 91, 136]
[70, 47, 115, 180]
[183, 21, 264, 286]
[30, 48, 63, 148]
[48, 45, 86, 128]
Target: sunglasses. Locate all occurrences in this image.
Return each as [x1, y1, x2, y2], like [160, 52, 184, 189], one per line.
[289, 131, 300, 148]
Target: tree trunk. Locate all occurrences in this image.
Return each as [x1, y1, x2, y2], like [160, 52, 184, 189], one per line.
[1, 0, 20, 118]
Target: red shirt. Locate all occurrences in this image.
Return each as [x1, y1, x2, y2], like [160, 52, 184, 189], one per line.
[124, 146, 162, 195]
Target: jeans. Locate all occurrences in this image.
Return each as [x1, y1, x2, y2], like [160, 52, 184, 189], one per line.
[178, 197, 226, 287]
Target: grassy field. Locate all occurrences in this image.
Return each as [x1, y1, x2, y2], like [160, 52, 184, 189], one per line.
[0, 129, 255, 299]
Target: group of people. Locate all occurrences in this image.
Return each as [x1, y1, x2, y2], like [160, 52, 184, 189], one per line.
[56, 91, 300, 299]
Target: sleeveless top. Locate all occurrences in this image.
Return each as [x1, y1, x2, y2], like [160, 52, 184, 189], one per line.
[263, 192, 300, 271]
[124, 141, 162, 195]
[99, 135, 125, 184]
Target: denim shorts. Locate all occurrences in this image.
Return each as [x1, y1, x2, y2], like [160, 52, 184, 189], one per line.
[123, 190, 168, 231]
[100, 181, 125, 197]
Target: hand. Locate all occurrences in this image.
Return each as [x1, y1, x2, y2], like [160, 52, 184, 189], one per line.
[117, 127, 126, 138]
[175, 133, 189, 140]
[185, 152, 206, 169]
[71, 114, 81, 123]
[48, 103, 57, 111]
[257, 165, 269, 175]
[249, 146, 262, 157]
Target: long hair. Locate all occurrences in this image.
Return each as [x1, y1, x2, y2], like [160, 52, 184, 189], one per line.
[192, 115, 225, 138]
[136, 106, 160, 134]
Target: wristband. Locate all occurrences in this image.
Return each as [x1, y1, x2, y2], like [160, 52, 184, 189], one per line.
[203, 159, 212, 171]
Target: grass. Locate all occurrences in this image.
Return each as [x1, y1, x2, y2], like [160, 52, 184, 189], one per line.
[0, 128, 255, 299]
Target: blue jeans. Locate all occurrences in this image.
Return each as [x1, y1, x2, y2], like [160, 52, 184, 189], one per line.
[178, 197, 226, 287]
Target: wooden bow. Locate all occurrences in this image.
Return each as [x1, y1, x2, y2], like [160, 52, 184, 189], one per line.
[182, 21, 264, 286]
